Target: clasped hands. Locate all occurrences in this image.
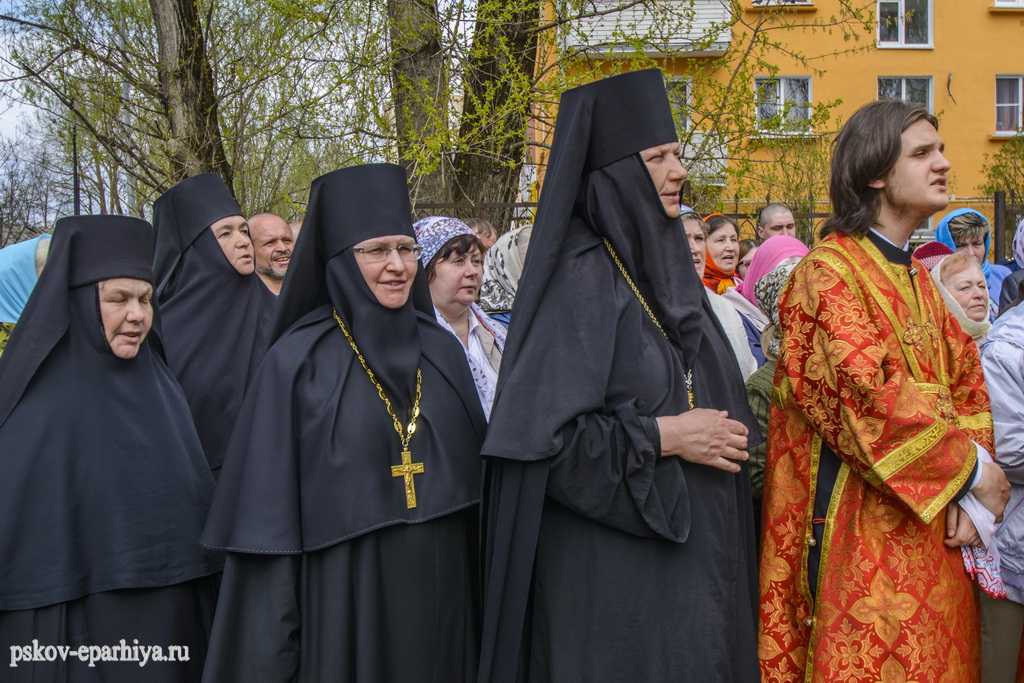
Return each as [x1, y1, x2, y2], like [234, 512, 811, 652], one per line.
[656, 409, 749, 473]
[944, 462, 1010, 549]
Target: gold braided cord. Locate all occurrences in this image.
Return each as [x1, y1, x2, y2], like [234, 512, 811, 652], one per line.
[602, 239, 695, 409]
[332, 308, 422, 451]
[603, 239, 667, 338]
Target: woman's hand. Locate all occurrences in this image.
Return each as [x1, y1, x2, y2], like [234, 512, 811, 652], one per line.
[656, 409, 749, 473]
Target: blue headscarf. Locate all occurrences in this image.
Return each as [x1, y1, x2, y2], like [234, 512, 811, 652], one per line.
[935, 208, 1010, 315]
[0, 236, 46, 323]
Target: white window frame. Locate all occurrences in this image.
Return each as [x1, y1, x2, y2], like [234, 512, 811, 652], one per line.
[754, 76, 813, 134]
[877, 76, 933, 112]
[876, 0, 933, 49]
[752, 0, 814, 6]
[666, 77, 692, 131]
[993, 0, 1024, 7]
[996, 75, 1024, 135]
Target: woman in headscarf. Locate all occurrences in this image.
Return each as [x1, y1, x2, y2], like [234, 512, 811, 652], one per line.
[478, 69, 760, 683]
[702, 213, 741, 294]
[479, 224, 532, 325]
[200, 164, 486, 683]
[414, 216, 506, 420]
[0, 216, 220, 682]
[682, 211, 757, 380]
[932, 250, 992, 343]
[153, 173, 275, 474]
[935, 208, 1011, 319]
[999, 218, 1024, 316]
[728, 235, 809, 368]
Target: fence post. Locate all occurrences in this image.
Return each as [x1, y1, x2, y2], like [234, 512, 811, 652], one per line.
[994, 191, 1007, 263]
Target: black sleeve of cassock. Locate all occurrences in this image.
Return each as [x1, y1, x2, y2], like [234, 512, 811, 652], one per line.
[544, 400, 691, 542]
[201, 553, 301, 683]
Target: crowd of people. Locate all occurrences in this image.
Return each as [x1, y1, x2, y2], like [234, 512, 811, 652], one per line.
[0, 67, 1023, 682]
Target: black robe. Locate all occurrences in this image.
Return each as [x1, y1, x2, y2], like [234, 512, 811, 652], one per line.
[153, 174, 274, 473]
[492, 229, 759, 683]
[0, 216, 221, 682]
[200, 307, 486, 682]
[477, 70, 760, 683]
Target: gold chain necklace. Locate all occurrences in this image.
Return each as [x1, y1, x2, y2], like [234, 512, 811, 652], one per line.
[603, 239, 696, 410]
[332, 308, 425, 509]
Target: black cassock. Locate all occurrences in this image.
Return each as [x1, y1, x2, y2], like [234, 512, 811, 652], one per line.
[0, 217, 221, 683]
[153, 173, 276, 473]
[201, 164, 487, 683]
[477, 70, 761, 683]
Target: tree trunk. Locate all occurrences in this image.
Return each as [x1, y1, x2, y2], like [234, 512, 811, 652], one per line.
[149, 0, 234, 192]
[386, 0, 448, 204]
[452, 0, 540, 231]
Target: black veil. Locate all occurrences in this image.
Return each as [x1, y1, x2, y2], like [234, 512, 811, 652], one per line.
[202, 163, 486, 554]
[152, 173, 274, 471]
[0, 215, 218, 611]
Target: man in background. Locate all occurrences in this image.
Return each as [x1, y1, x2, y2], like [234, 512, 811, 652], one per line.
[249, 213, 293, 295]
[756, 202, 799, 242]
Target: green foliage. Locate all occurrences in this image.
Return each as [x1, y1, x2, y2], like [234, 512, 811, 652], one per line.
[983, 135, 1024, 198]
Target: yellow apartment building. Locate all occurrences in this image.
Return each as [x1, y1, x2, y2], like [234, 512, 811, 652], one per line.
[526, 0, 1024, 245]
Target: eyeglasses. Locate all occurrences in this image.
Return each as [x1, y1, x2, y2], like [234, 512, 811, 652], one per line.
[352, 243, 423, 263]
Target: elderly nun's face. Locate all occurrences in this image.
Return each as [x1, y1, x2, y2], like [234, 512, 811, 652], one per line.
[98, 278, 154, 359]
[210, 215, 255, 275]
[353, 235, 419, 309]
[641, 142, 687, 218]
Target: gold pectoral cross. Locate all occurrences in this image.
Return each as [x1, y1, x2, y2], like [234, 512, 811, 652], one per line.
[391, 449, 425, 509]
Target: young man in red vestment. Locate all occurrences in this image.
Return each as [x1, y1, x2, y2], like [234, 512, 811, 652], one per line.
[759, 100, 1010, 682]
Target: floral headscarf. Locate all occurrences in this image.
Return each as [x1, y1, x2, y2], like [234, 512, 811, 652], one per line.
[479, 225, 531, 313]
[755, 258, 801, 360]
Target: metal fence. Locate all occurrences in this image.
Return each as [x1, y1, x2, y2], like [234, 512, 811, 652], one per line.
[994, 191, 1024, 262]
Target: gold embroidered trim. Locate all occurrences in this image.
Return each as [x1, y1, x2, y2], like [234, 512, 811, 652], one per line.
[956, 412, 993, 432]
[818, 240, 928, 382]
[803, 462, 850, 683]
[920, 446, 979, 524]
[872, 421, 948, 483]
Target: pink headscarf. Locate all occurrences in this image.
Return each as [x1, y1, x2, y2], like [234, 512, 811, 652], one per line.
[737, 235, 809, 308]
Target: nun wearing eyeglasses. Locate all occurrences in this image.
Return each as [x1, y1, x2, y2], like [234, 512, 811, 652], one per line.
[414, 216, 506, 420]
[200, 164, 487, 683]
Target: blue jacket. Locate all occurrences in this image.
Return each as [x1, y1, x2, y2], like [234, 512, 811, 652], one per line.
[981, 304, 1024, 603]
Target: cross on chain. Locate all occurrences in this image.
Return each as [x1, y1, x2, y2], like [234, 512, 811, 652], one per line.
[391, 449, 425, 509]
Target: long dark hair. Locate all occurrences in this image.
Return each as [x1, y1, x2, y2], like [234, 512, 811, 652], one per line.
[821, 100, 938, 239]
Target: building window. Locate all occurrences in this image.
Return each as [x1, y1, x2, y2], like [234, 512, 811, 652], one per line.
[877, 0, 931, 47]
[993, 0, 1024, 6]
[755, 77, 811, 131]
[666, 78, 690, 131]
[878, 76, 931, 110]
[997, 76, 1023, 133]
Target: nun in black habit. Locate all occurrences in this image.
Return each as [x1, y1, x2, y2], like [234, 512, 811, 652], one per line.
[0, 216, 221, 682]
[477, 69, 762, 683]
[153, 173, 275, 473]
[200, 163, 487, 683]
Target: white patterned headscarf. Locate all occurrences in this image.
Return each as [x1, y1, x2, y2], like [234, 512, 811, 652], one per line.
[1013, 217, 1024, 270]
[479, 225, 532, 313]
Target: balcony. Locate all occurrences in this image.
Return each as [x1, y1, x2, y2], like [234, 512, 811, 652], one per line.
[560, 0, 733, 56]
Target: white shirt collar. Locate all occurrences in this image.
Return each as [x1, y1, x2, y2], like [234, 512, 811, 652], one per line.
[869, 227, 910, 251]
